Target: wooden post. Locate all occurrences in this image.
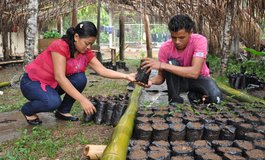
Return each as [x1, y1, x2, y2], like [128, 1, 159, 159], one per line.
[108, 3, 113, 48]
[57, 15, 63, 35]
[143, 13, 152, 58]
[111, 48, 116, 66]
[119, 9, 125, 61]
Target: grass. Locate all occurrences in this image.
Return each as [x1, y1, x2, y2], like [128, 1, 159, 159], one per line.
[3, 127, 65, 159]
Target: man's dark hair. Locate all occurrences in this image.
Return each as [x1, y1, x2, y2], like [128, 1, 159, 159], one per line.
[62, 21, 97, 58]
[168, 14, 195, 32]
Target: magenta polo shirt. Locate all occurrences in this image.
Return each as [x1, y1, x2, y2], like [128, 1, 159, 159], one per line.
[158, 34, 210, 77]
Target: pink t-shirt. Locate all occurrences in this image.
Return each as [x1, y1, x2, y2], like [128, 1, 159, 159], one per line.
[26, 39, 95, 91]
[158, 34, 210, 77]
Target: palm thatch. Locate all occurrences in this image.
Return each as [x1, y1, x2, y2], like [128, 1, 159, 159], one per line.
[0, 0, 264, 73]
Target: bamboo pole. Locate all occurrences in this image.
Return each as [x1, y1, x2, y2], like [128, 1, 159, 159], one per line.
[101, 86, 142, 160]
[215, 79, 265, 104]
[0, 81, 11, 88]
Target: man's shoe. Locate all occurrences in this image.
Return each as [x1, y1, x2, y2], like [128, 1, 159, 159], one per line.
[169, 96, 184, 103]
[169, 96, 184, 107]
[55, 111, 79, 121]
[21, 111, 42, 125]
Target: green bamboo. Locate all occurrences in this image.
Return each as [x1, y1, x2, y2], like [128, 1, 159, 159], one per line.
[215, 79, 265, 104]
[101, 85, 142, 160]
[0, 81, 11, 88]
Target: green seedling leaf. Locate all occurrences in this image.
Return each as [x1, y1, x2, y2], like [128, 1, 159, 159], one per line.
[244, 48, 265, 56]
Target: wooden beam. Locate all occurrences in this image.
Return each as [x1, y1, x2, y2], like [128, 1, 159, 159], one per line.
[143, 13, 152, 58]
[119, 9, 125, 61]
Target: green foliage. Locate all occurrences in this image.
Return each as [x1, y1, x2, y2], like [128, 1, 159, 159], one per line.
[226, 58, 241, 74]
[0, 88, 26, 113]
[151, 24, 167, 34]
[226, 52, 265, 81]
[243, 48, 265, 56]
[207, 54, 221, 75]
[43, 30, 61, 39]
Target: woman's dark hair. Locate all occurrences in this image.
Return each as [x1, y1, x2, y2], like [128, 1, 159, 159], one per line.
[168, 14, 195, 33]
[62, 21, 97, 58]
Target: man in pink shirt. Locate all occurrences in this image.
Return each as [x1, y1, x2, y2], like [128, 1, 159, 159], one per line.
[141, 14, 221, 106]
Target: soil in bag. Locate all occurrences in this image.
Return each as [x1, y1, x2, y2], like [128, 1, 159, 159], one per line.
[93, 97, 106, 125]
[147, 150, 170, 160]
[245, 149, 265, 160]
[127, 149, 147, 160]
[104, 100, 115, 125]
[83, 98, 96, 122]
[233, 140, 254, 151]
[151, 122, 169, 141]
[111, 102, 127, 126]
[197, 153, 222, 160]
[220, 125, 236, 141]
[203, 123, 221, 141]
[133, 123, 153, 141]
[186, 122, 204, 141]
[254, 139, 265, 150]
[169, 123, 186, 141]
[235, 123, 253, 139]
[135, 60, 150, 84]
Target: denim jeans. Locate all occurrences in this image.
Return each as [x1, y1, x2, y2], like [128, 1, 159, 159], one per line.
[20, 72, 87, 116]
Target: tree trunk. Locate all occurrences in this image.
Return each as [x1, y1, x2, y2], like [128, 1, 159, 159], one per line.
[230, 32, 239, 55]
[143, 13, 152, 58]
[101, 86, 142, 160]
[72, 0, 77, 27]
[96, 0, 101, 47]
[2, 31, 10, 60]
[220, 0, 237, 75]
[119, 9, 125, 61]
[24, 0, 38, 65]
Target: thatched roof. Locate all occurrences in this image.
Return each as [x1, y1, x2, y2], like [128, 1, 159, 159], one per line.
[1, 0, 264, 51]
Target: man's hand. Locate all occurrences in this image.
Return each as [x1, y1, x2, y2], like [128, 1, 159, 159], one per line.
[141, 58, 162, 73]
[135, 80, 152, 88]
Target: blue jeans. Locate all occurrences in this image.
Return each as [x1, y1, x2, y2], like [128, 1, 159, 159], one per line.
[20, 72, 87, 116]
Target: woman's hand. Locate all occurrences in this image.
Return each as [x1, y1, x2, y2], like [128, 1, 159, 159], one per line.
[79, 98, 97, 115]
[124, 73, 136, 82]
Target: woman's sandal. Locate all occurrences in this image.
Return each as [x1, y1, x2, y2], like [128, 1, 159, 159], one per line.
[55, 111, 79, 121]
[21, 111, 42, 125]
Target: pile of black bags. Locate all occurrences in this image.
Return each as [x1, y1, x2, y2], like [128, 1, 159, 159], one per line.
[83, 93, 129, 126]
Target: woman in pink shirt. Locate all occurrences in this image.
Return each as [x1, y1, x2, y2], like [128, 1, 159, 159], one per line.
[140, 14, 221, 106]
[20, 21, 135, 125]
